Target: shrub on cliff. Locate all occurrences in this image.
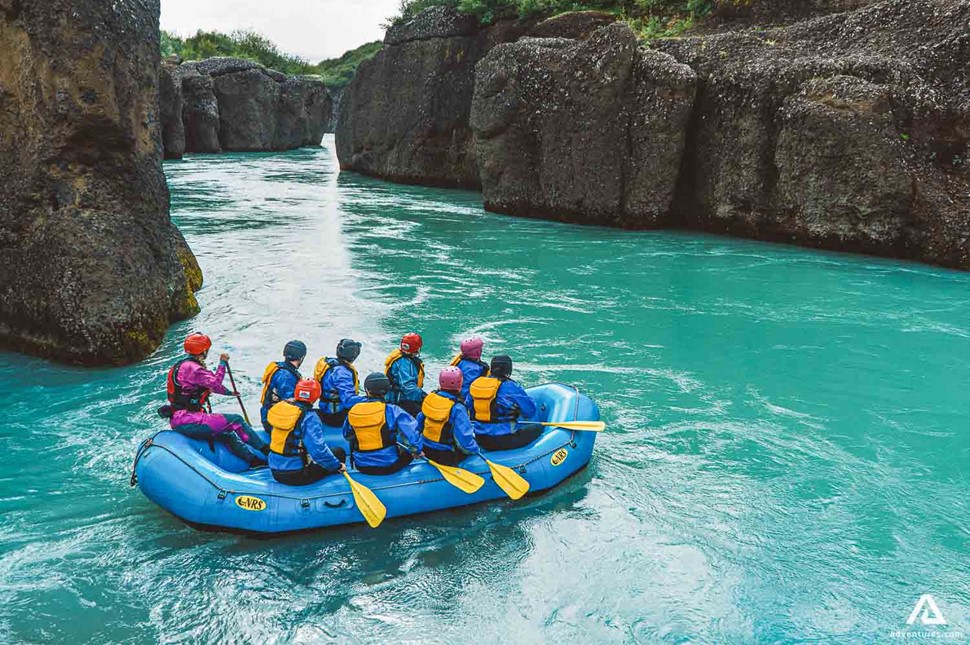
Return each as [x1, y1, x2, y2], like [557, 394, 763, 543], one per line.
[162, 29, 313, 74]
[315, 41, 383, 89]
[395, 0, 716, 29]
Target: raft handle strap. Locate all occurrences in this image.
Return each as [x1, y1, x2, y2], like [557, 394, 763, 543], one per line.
[129, 433, 161, 487]
[323, 499, 348, 509]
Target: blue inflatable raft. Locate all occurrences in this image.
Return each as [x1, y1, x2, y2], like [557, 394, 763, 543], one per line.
[133, 383, 599, 534]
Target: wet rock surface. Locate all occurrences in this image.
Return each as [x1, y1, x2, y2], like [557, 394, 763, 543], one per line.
[160, 57, 332, 156]
[336, 7, 614, 188]
[0, 0, 202, 365]
[472, 24, 695, 226]
[338, 1, 970, 269]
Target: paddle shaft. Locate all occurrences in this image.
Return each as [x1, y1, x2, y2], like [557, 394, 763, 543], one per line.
[224, 362, 251, 426]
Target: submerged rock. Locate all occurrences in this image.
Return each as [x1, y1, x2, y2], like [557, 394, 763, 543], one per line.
[0, 0, 202, 365]
[472, 24, 696, 226]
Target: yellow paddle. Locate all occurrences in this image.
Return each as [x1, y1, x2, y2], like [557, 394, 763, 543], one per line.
[478, 454, 530, 500]
[343, 472, 386, 528]
[536, 420, 606, 432]
[424, 458, 485, 494]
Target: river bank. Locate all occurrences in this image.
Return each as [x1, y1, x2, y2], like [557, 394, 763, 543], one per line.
[1, 140, 967, 641]
[337, 1, 970, 270]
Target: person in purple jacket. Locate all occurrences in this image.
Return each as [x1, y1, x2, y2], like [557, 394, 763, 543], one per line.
[163, 333, 269, 467]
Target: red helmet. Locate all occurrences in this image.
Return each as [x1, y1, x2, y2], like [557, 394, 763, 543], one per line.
[184, 333, 212, 355]
[439, 366, 463, 392]
[293, 378, 322, 404]
[400, 332, 423, 354]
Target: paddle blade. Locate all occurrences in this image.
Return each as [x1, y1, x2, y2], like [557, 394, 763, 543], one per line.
[483, 458, 530, 500]
[427, 460, 485, 494]
[540, 421, 606, 432]
[343, 472, 386, 528]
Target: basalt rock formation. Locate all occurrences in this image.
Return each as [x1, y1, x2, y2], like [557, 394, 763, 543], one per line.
[0, 0, 202, 365]
[472, 24, 696, 226]
[337, 1, 970, 270]
[657, 0, 970, 266]
[161, 57, 332, 157]
[336, 7, 616, 188]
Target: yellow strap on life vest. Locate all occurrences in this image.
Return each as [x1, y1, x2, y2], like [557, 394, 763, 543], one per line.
[260, 362, 279, 406]
[469, 377, 501, 423]
[421, 392, 455, 443]
[449, 353, 462, 367]
[313, 357, 331, 383]
[347, 363, 360, 393]
[348, 401, 390, 451]
[385, 349, 425, 389]
[267, 401, 303, 454]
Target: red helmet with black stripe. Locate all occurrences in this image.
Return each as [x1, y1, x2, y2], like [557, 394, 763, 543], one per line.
[184, 333, 212, 355]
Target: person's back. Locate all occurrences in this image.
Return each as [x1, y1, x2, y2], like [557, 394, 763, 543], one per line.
[451, 336, 489, 400]
[384, 332, 427, 416]
[466, 355, 541, 451]
[268, 379, 346, 485]
[418, 367, 479, 466]
[259, 340, 306, 432]
[344, 373, 423, 475]
[316, 338, 366, 426]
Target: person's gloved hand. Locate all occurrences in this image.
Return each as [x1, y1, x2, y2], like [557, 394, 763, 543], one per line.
[219, 352, 230, 363]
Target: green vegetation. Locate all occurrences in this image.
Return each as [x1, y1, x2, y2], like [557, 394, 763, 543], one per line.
[394, 0, 718, 39]
[161, 30, 381, 86]
[315, 41, 383, 89]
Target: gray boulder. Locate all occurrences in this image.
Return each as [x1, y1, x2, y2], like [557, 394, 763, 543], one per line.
[181, 65, 222, 153]
[160, 63, 186, 159]
[0, 0, 201, 365]
[472, 24, 696, 226]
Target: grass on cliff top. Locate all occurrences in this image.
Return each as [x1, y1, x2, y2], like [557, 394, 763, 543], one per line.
[161, 30, 381, 88]
[393, 0, 717, 39]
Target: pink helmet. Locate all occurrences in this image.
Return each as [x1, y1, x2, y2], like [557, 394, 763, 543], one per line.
[439, 367, 463, 392]
[460, 336, 484, 361]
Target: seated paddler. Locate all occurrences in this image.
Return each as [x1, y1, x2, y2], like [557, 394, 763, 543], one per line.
[466, 355, 542, 451]
[268, 378, 347, 485]
[343, 373, 423, 475]
[259, 340, 307, 432]
[315, 338, 367, 427]
[384, 332, 427, 416]
[450, 336, 489, 400]
[162, 333, 269, 467]
[417, 367, 480, 466]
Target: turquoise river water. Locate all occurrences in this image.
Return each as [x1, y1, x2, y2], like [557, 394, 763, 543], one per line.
[1, 137, 968, 643]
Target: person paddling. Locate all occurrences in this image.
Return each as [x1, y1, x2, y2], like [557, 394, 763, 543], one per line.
[267, 379, 347, 485]
[466, 355, 541, 451]
[450, 336, 489, 399]
[384, 332, 426, 416]
[315, 338, 367, 426]
[259, 340, 307, 432]
[163, 333, 269, 467]
[417, 367, 480, 466]
[344, 373, 423, 475]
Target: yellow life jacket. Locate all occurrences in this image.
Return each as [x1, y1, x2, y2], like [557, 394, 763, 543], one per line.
[347, 401, 393, 452]
[384, 348, 425, 390]
[260, 361, 301, 408]
[469, 376, 517, 423]
[314, 357, 360, 410]
[267, 400, 308, 458]
[421, 391, 456, 445]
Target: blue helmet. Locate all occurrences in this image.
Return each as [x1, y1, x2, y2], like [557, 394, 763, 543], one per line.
[283, 340, 307, 361]
[336, 338, 361, 362]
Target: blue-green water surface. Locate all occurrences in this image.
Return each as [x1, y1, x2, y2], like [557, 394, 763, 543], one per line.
[1, 137, 968, 643]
